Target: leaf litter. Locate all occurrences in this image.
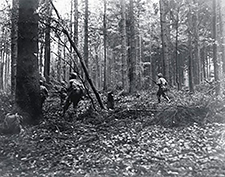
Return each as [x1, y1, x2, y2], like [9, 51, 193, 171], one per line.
[0, 90, 225, 176]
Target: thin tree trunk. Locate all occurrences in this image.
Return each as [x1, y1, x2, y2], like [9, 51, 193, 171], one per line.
[11, 0, 18, 96]
[193, 1, 201, 85]
[94, 46, 100, 89]
[74, 0, 78, 71]
[103, 0, 107, 90]
[84, 0, 89, 71]
[44, 0, 52, 83]
[127, 0, 136, 93]
[0, 49, 4, 91]
[120, 0, 128, 92]
[57, 38, 62, 81]
[175, 11, 180, 90]
[188, 1, 194, 93]
[213, 0, 220, 95]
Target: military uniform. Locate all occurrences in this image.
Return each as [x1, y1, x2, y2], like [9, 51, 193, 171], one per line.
[40, 81, 49, 106]
[63, 73, 84, 115]
[59, 81, 67, 106]
[156, 73, 170, 103]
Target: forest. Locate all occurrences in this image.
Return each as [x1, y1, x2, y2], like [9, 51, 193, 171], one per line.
[0, 0, 225, 176]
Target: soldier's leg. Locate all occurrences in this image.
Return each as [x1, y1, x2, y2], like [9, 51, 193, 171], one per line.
[63, 97, 72, 115]
[162, 91, 170, 102]
[157, 90, 161, 103]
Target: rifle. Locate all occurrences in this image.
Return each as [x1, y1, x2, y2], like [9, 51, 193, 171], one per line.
[149, 77, 157, 85]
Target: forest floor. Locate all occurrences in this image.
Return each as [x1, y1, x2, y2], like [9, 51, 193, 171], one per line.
[1, 86, 225, 177]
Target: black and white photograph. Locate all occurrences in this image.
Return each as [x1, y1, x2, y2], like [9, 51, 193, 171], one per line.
[0, 0, 225, 176]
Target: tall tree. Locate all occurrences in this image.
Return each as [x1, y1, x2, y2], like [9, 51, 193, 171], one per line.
[74, 0, 78, 71]
[192, 0, 201, 85]
[159, 0, 170, 80]
[44, 0, 52, 83]
[84, 0, 89, 71]
[212, 0, 220, 95]
[220, 0, 225, 73]
[188, 0, 194, 93]
[127, 0, 136, 93]
[103, 0, 107, 90]
[120, 0, 128, 92]
[16, 0, 42, 124]
[11, 0, 19, 96]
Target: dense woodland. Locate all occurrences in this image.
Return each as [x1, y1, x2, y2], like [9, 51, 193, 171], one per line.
[0, 0, 225, 176]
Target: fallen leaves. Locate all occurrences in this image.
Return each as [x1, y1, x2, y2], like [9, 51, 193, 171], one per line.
[1, 91, 225, 176]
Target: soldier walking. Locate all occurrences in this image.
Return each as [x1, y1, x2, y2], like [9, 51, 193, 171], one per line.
[156, 73, 170, 103]
[40, 80, 49, 108]
[63, 73, 84, 115]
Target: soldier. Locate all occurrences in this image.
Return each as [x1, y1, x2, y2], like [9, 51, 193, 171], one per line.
[63, 72, 84, 115]
[107, 91, 114, 110]
[59, 81, 67, 106]
[156, 73, 170, 103]
[40, 80, 49, 107]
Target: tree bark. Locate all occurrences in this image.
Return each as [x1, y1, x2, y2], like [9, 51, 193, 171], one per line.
[188, 1, 194, 93]
[44, 0, 52, 83]
[84, 0, 89, 71]
[159, 0, 170, 80]
[120, 0, 128, 92]
[16, 0, 42, 124]
[213, 0, 220, 95]
[127, 0, 136, 93]
[57, 38, 62, 81]
[11, 0, 19, 96]
[103, 0, 107, 90]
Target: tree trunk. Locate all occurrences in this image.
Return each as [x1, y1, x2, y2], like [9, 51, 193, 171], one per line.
[127, 0, 136, 93]
[0, 49, 4, 90]
[192, 1, 201, 85]
[220, 0, 225, 73]
[94, 46, 100, 89]
[120, 0, 128, 92]
[11, 0, 19, 96]
[188, 1, 194, 93]
[16, 0, 42, 124]
[44, 0, 52, 83]
[103, 0, 107, 90]
[175, 11, 180, 90]
[74, 0, 78, 71]
[39, 42, 44, 74]
[57, 38, 62, 81]
[159, 0, 170, 80]
[84, 0, 89, 71]
[213, 0, 220, 95]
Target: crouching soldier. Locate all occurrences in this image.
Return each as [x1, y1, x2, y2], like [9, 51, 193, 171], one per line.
[0, 113, 22, 134]
[156, 73, 170, 103]
[63, 73, 84, 115]
[40, 80, 49, 108]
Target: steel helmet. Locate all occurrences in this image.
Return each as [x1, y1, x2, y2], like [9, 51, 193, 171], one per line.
[70, 72, 78, 79]
[157, 73, 163, 77]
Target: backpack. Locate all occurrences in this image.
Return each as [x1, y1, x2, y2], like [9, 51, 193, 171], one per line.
[68, 79, 84, 96]
[159, 78, 168, 92]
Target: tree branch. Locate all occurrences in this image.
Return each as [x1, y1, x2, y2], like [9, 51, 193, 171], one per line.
[49, 0, 105, 109]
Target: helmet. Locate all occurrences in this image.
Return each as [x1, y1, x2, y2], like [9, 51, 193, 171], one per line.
[61, 81, 65, 85]
[70, 72, 77, 79]
[157, 73, 163, 77]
